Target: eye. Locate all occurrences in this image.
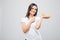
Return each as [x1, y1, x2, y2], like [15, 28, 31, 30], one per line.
[31, 8, 34, 9]
[34, 8, 37, 11]
[31, 8, 37, 10]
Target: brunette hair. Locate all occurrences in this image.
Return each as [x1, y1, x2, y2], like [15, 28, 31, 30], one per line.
[26, 3, 38, 18]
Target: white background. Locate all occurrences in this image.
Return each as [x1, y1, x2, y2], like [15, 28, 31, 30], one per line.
[0, 0, 60, 40]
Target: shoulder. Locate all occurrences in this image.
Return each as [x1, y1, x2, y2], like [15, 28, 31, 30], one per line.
[21, 17, 28, 22]
[21, 17, 28, 20]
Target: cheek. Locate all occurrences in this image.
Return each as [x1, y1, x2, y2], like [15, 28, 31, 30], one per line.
[31, 9, 36, 13]
[29, 11, 32, 14]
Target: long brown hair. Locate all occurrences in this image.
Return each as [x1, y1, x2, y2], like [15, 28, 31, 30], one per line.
[26, 3, 38, 18]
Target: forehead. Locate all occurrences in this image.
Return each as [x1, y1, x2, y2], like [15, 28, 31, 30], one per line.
[32, 6, 37, 9]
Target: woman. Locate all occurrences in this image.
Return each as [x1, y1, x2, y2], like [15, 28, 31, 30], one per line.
[21, 3, 43, 40]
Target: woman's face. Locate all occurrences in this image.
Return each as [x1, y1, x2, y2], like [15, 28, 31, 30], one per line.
[29, 6, 37, 16]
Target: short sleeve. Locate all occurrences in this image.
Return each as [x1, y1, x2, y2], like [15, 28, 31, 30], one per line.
[21, 18, 26, 23]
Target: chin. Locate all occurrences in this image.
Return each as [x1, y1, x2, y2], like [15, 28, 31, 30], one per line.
[32, 13, 35, 15]
[32, 14, 35, 16]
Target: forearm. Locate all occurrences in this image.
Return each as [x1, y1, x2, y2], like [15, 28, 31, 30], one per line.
[35, 18, 43, 30]
[24, 21, 32, 33]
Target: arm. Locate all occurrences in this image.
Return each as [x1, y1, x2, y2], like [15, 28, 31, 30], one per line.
[35, 17, 43, 30]
[22, 21, 32, 33]
[22, 17, 35, 33]
[35, 14, 50, 30]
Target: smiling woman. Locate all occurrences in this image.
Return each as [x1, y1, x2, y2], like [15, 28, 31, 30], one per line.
[21, 3, 43, 40]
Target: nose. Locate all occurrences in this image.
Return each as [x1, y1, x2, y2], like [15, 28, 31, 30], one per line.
[32, 9, 36, 13]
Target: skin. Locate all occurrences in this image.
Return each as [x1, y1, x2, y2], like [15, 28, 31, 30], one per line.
[22, 6, 43, 33]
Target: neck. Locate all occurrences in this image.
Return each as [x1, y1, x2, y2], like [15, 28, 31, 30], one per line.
[29, 14, 34, 19]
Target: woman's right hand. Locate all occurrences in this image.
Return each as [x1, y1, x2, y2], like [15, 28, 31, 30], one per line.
[30, 17, 35, 23]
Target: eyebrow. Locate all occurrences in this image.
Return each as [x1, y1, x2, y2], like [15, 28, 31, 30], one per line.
[31, 8, 37, 10]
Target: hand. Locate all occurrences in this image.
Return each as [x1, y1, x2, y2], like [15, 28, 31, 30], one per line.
[30, 17, 35, 23]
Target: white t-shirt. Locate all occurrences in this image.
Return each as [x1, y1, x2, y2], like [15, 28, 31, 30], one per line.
[21, 16, 42, 40]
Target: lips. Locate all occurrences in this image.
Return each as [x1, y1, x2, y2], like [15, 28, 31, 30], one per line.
[32, 11, 36, 13]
